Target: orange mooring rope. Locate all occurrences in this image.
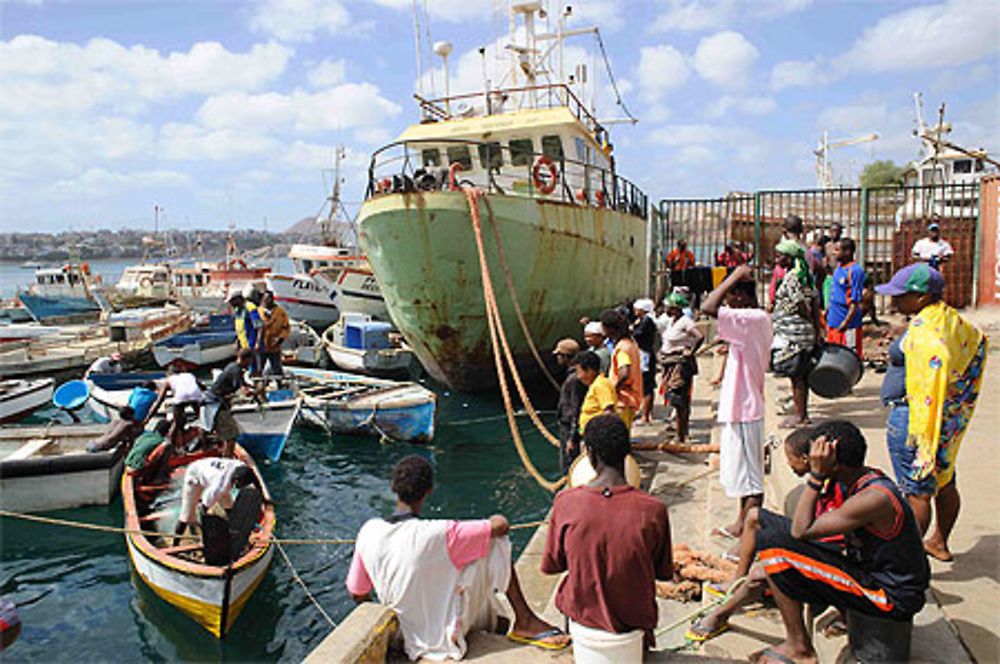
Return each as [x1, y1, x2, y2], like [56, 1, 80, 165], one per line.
[465, 187, 566, 492]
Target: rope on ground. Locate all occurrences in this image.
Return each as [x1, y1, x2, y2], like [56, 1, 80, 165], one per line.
[465, 187, 566, 493]
[654, 576, 748, 651]
[0, 510, 546, 545]
[480, 194, 560, 393]
[274, 540, 337, 629]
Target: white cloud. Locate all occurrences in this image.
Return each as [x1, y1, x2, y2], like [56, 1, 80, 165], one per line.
[693, 31, 759, 88]
[636, 45, 690, 102]
[307, 58, 347, 88]
[0, 36, 293, 114]
[769, 58, 836, 91]
[49, 168, 193, 198]
[708, 95, 776, 118]
[248, 0, 350, 42]
[372, 0, 625, 30]
[838, 0, 1000, 73]
[817, 103, 887, 135]
[159, 123, 280, 161]
[651, 0, 811, 32]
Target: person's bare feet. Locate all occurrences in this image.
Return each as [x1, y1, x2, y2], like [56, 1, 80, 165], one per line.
[749, 642, 818, 664]
[924, 537, 954, 562]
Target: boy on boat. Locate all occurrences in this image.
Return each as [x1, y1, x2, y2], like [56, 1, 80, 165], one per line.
[259, 290, 290, 377]
[345, 455, 570, 659]
[200, 348, 254, 457]
[87, 405, 143, 452]
[701, 264, 772, 543]
[750, 420, 929, 664]
[124, 419, 175, 483]
[541, 414, 672, 659]
[228, 290, 264, 375]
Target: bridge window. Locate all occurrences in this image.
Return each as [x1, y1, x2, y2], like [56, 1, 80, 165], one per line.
[509, 138, 534, 166]
[446, 145, 473, 170]
[953, 159, 971, 174]
[477, 142, 503, 170]
[302, 259, 313, 273]
[574, 137, 586, 162]
[542, 135, 564, 161]
[421, 148, 441, 168]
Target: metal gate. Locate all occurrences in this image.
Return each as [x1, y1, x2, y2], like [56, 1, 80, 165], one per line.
[659, 183, 980, 309]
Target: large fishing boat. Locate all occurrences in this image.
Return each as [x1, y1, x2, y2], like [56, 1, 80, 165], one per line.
[357, 2, 649, 391]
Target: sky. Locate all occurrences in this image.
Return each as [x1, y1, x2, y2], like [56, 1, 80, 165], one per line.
[0, 0, 997, 233]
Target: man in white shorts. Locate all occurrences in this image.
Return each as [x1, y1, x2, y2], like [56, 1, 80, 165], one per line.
[702, 265, 773, 544]
[151, 364, 205, 433]
[174, 456, 256, 542]
[346, 456, 570, 660]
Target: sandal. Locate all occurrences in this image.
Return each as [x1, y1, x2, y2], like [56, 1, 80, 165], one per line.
[685, 616, 729, 643]
[507, 627, 570, 651]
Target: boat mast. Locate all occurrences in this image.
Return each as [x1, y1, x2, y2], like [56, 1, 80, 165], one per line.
[322, 146, 346, 247]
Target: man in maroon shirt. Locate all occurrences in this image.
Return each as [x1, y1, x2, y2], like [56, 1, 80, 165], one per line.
[541, 414, 673, 654]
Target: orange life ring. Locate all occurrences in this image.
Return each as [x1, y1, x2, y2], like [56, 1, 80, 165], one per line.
[532, 156, 558, 195]
[448, 161, 464, 191]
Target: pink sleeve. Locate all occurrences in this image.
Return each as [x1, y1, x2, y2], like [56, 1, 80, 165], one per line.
[716, 307, 746, 346]
[345, 549, 373, 596]
[445, 519, 492, 569]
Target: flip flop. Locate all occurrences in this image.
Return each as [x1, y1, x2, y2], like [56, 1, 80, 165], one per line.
[711, 526, 739, 540]
[750, 648, 801, 664]
[685, 617, 730, 643]
[507, 627, 570, 651]
[704, 582, 729, 598]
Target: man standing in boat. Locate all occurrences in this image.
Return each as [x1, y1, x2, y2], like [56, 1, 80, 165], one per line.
[345, 455, 570, 659]
[173, 455, 258, 544]
[228, 290, 263, 375]
[200, 348, 254, 457]
[260, 290, 290, 377]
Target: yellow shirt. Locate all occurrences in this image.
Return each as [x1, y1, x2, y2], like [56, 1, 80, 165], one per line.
[578, 374, 618, 434]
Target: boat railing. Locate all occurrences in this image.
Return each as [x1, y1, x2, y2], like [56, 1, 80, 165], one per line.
[365, 138, 649, 221]
[414, 83, 604, 134]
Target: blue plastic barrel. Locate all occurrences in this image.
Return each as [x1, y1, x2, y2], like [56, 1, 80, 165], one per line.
[53, 380, 90, 410]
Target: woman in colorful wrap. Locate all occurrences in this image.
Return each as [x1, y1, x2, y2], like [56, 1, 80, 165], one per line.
[655, 292, 704, 443]
[771, 239, 821, 428]
[876, 263, 987, 562]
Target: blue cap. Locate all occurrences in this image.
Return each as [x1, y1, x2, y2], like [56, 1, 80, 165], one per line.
[875, 262, 944, 296]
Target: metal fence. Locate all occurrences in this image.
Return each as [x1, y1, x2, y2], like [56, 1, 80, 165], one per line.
[659, 183, 980, 310]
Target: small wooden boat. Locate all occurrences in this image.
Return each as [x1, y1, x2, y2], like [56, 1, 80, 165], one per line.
[0, 423, 125, 512]
[86, 372, 301, 463]
[0, 377, 55, 423]
[122, 445, 274, 638]
[288, 366, 436, 442]
[153, 314, 236, 369]
[322, 313, 417, 378]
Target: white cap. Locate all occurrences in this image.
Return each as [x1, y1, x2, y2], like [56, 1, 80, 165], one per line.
[584, 321, 603, 336]
[634, 298, 654, 313]
[242, 283, 257, 299]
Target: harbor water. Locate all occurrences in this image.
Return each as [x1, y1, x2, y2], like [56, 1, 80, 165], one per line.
[1, 383, 562, 661]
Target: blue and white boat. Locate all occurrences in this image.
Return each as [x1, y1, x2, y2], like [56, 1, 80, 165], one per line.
[287, 366, 436, 443]
[19, 265, 103, 323]
[84, 372, 301, 463]
[152, 314, 236, 369]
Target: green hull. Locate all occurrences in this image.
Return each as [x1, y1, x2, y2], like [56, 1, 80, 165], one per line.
[358, 191, 648, 392]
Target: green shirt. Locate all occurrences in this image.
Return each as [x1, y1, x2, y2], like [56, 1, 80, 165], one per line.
[125, 431, 165, 470]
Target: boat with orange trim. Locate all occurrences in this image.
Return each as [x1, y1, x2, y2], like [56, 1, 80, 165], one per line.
[122, 444, 274, 639]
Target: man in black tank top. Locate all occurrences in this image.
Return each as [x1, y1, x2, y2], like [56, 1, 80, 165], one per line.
[749, 420, 929, 664]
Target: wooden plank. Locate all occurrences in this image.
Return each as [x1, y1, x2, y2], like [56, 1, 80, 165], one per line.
[5, 438, 55, 461]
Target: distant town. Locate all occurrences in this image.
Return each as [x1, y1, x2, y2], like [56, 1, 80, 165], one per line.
[0, 217, 336, 262]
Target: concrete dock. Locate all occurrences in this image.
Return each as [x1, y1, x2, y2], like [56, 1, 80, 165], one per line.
[310, 309, 1000, 663]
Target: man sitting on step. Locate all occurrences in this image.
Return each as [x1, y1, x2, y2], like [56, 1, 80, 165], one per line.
[749, 420, 929, 664]
[345, 455, 570, 660]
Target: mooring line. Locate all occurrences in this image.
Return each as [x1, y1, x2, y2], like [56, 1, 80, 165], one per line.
[0, 510, 547, 546]
[274, 540, 337, 628]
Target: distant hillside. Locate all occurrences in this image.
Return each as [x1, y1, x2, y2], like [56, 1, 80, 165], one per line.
[284, 216, 357, 244]
[285, 216, 322, 237]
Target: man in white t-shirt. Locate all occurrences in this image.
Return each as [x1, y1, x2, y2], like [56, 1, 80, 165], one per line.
[346, 456, 570, 660]
[174, 456, 256, 541]
[911, 222, 954, 269]
[87, 351, 122, 375]
[150, 364, 205, 439]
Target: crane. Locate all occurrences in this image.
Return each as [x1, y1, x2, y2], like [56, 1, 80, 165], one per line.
[814, 131, 879, 188]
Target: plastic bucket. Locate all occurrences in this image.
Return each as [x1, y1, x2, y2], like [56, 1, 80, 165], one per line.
[808, 343, 862, 398]
[847, 609, 912, 662]
[568, 621, 643, 664]
[53, 380, 90, 410]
